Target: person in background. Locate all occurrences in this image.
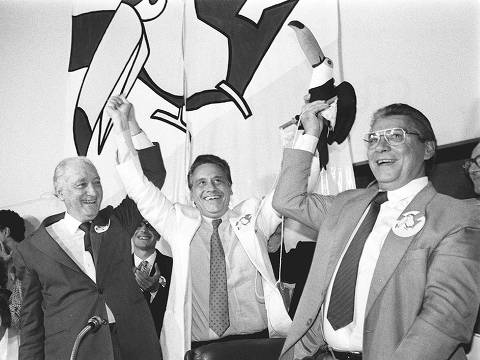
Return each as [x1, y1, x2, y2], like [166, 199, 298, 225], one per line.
[112, 96, 291, 359]
[132, 218, 172, 338]
[273, 100, 480, 360]
[13, 95, 165, 360]
[0, 209, 25, 360]
[464, 141, 480, 360]
[0, 256, 16, 360]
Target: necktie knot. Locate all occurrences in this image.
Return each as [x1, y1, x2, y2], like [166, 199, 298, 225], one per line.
[79, 222, 91, 233]
[212, 218, 222, 230]
[139, 260, 150, 274]
[373, 191, 388, 205]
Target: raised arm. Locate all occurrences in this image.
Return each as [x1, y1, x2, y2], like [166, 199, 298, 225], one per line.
[272, 99, 335, 231]
[105, 95, 167, 236]
[107, 95, 179, 245]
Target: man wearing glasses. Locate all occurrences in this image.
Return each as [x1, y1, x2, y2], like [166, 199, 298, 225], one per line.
[465, 143, 480, 196]
[464, 143, 480, 360]
[273, 101, 480, 360]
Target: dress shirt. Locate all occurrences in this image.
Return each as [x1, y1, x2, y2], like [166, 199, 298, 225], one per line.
[295, 133, 429, 351]
[46, 212, 116, 323]
[191, 211, 268, 341]
[133, 252, 158, 303]
[322, 177, 428, 351]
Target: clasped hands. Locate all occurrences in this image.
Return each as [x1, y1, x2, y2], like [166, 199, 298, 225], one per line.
[133, 263, 162, 293]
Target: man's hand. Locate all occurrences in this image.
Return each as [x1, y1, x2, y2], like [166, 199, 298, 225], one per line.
[105, 94, 132, 133]
[133, 263, 161, 293]
[299, 95, 332, 137]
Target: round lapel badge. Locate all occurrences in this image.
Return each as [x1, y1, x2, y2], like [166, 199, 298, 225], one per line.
[94, 220, 110, 233]
[392, 211, 425, 237]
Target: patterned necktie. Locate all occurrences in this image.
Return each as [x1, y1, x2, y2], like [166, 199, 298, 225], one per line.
[209, 218, 230, 337]
[139, 260, 150, 274]
[327, 191, 388, 330]
[79, 222, 94, 262]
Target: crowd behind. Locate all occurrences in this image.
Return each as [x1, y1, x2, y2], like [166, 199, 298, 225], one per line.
[1, 95, 479, 360]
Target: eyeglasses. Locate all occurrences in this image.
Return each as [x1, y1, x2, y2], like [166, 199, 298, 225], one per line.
[364, 128, 421, 147]
[462, 155, 480, 171]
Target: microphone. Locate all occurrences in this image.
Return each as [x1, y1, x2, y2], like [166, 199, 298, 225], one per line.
[70, 315, 106, 360]
[86, 315, 103, 332]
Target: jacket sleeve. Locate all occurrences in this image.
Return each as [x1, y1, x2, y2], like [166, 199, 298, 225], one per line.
[272, 148, 334, 231]
[116, 152, 179, 247]
[114, 142, 167, 236]
[391, 225, 480, 360]
[13, 250, 45, 360]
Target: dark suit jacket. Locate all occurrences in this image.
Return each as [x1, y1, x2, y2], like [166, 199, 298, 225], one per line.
[273, 149, 480, 360]
[14, 144, 166, 360]
[133, 249, 172, 338]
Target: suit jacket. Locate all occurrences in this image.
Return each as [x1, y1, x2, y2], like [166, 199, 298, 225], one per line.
[116, 156, 292, 360]
[14, 144, 166, 360]
[133, 249, 173, 338]
[273, 148, 480, 360]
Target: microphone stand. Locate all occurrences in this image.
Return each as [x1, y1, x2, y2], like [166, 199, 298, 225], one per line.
[70, 316, 104, 360]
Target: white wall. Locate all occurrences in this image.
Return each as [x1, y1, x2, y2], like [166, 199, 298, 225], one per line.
[1, 0, 478, 229]
[340, 0, 480, 162]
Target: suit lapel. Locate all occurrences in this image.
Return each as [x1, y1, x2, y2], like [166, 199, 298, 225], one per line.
[32, 213, 86, 275]
[365, 184, 436, 316]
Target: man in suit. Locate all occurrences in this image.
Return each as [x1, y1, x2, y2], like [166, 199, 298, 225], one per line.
[273, 99, 480, 360]
[112, 104, 292, 359]
[14, 96, 165, 360]
[132, 218, 172, 338]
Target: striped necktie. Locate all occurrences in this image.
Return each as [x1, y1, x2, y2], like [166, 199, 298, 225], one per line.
[327, 191, 388, 330]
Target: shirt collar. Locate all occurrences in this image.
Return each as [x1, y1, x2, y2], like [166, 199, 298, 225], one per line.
[201, 209, 232, 226]
[64, 212, 83, 234]
[133, 251, 157, 267]
[383, 177, 428, 202]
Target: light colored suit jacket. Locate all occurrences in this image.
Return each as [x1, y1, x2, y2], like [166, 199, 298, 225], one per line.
[273, 149, 480, 360]
[117, 157, 292, 360]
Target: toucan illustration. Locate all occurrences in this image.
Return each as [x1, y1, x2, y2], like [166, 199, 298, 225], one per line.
[69, 0, 298, 156]
[288, 20, 356, 169]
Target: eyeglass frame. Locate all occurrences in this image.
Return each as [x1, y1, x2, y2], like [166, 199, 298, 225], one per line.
[463, 154, 480, 171]
[363, 127, 423, 147]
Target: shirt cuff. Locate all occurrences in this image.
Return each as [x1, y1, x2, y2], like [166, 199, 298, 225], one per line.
[131, 130, 153, 150]
[293, 134, 318, 154]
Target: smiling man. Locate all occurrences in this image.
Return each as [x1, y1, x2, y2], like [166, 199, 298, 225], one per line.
[113, 104, 291, 359]
[273, 101, 480, 360]
[131, 219, 172, 338]
[13, 96, 165, 360]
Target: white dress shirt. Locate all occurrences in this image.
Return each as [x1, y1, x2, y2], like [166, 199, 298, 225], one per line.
[296, 133, 428, 351]
[322, 176, 428, 351]
[46, 212, 116, 322]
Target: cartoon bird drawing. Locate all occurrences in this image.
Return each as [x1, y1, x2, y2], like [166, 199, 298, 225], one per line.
[288, 20, 356, 169]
